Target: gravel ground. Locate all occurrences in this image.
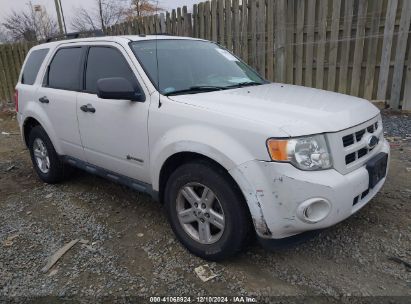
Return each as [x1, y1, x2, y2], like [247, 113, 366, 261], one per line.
[381, 110, 411, 139]
[0, 111, 410, 303]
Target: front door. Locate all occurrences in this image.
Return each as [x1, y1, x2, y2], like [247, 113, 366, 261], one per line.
[76, 44, 150, 183]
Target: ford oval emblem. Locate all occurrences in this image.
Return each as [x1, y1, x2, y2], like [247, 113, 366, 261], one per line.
[367, 135, 379, 149]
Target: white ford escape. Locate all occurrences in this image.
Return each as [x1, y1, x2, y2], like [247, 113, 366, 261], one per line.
[16, 35, 390, 260]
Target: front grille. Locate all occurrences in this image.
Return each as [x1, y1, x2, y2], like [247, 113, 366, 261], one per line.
[355, 130, 366, 142]
[342, 120, 381, 165]
[357, 148, 367, 159]
[345, 152, 356, 164]
[343, 134, 354, 147]
[328, 116, 382, 175]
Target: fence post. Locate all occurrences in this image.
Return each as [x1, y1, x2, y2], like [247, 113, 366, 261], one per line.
[304, 0, 315, 87]
[0, 46, 13, 101]
[198, 3, 204, 39]
[257, 0, 266, 78]
[159, 13, 166, 33]
[295, 0, 305, 86]
[249, 0, 257, 68]
[225, 0, 232, 51]
[204, 1, 211, 40]
[286, 0, 295, 84]
[350, 0, 368, 97]
[338, 0, 354, 94]
[240, 0, 248, 63]
[232, 0, 240, 55]
[275, 0, 287, 83]
[266, 0, 274, 81]
[327, 0, 341, 92]
[377, 0, 399, 102]
[177, 7, 182, 36]
[364, 0, 383, 100]
[211, 0, 218, 42]
[315, 0, 327, 90]
[0, 47, 8, 102]
[182, 6, 189, 36]
[390, 0, 411, 109]
[218, 0, 225, 45]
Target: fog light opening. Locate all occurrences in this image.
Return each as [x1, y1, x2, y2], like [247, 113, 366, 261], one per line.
[297, 198, 331, 223]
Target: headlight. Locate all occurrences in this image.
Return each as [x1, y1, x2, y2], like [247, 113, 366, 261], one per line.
[266, 135, 332, 170]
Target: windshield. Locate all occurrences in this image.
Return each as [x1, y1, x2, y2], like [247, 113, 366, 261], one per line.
[130, 39, 266, 95]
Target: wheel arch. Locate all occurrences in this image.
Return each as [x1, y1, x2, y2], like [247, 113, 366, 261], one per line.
[158, 151, 240, 204]
[21, 112, 62, 155]
[23, 117, 41, 147]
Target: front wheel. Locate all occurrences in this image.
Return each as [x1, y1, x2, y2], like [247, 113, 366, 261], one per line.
[164, 161, 252, 261]
[28, 126, 69, 183]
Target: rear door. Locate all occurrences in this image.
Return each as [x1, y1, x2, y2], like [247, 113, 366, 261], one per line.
[76, 43, 151, 182]
[36, 46, 86, 160]
[17, 48, 50, 113]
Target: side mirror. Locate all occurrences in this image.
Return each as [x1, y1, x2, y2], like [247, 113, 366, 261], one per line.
[96, 77, 145, 102]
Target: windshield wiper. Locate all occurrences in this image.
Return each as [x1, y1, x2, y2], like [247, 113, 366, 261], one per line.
[225, 81, 264, 88]
[164, 86, 227, 96]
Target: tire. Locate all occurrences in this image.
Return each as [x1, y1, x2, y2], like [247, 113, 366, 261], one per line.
[28, 125, 69, 184]
[164, 160, 252, 261]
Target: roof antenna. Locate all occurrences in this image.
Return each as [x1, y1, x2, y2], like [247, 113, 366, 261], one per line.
[155, 0, 162, 108]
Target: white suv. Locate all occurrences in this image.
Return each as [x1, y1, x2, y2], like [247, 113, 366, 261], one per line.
[16, 35, 390, 260]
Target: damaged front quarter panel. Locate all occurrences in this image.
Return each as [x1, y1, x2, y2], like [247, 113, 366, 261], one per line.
[229, 163, 273, 237]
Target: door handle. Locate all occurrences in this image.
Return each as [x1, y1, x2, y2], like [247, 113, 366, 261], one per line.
[39, 96, 49, 103]
[80, 104, 96, 113]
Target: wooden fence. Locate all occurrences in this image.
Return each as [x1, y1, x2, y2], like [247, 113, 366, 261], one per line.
[1, 0, 411, 109]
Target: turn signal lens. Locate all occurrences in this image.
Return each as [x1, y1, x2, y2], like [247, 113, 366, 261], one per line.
[266, 139, 288, 161]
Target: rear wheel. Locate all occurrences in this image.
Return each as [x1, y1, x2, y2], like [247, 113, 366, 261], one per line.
[164, 161, 252, 261]
[28, 126, 69, 183]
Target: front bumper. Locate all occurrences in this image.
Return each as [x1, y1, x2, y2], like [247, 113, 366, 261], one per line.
[230, 139, 390, 239]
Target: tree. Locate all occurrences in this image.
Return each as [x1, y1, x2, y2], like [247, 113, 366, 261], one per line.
[0, 27, 11, 43]
[71, 0, 163, 33]
[71, 0, 127, 33]
[2, 2, 58, 42]
[125, 0, 163, 19]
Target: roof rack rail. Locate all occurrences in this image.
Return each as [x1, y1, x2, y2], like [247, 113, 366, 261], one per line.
[137, 33, 173, 37]
[44, 30, 105, 43]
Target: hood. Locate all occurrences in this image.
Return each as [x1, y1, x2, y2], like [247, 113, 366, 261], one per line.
[168, 83, 380, 136]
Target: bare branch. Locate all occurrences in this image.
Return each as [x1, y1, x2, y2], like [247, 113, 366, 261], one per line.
[2, 1, 58, 42]
[71, 0, 127, 33]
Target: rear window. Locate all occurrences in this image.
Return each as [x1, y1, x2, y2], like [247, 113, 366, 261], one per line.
[47, 47, 83, 91]
[21, 49, 49, 85]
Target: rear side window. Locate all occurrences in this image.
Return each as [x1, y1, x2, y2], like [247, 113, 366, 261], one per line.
[47, 47, 83, 91]
[85, 47, 137, 94]
[21, 49, 49, 85]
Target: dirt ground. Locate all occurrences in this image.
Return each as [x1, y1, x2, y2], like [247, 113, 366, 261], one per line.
[0, 110, 410, 303]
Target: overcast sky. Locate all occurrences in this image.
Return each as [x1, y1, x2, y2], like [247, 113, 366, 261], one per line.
[0, 0, 201, 31]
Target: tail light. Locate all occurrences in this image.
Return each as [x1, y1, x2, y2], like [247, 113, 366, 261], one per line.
[14, 90, 18, 112]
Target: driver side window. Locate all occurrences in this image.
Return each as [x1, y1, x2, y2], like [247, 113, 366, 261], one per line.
[85, 46, 137, 94]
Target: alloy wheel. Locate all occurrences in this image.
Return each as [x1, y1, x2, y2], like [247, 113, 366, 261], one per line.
[33, 138, 50, 174]
[176, 182, 225, 244]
